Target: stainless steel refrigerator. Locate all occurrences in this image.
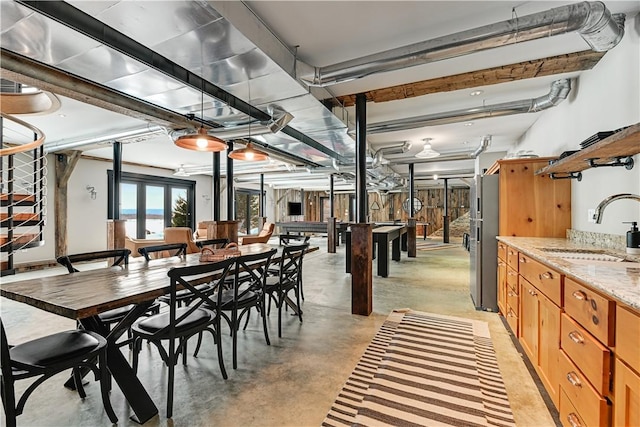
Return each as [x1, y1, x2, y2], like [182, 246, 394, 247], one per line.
[469, 173, 499, 312]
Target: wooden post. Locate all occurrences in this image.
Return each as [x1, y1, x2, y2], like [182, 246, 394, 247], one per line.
[54, 152, 80, 257]
[107, 219, 126, 250]
[408, 218, 417, 257]
[207, 220, 239, 243]
[351, 223, 373, 316]
[327, 217, 337, 253]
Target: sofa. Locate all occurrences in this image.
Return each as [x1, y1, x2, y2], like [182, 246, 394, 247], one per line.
[239, 222, 274, 245]
[124, 236, 164, 257]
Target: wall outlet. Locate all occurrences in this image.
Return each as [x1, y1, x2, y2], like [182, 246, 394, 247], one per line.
[588, 208, 596, 223]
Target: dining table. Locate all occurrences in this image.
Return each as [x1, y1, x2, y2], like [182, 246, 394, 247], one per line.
[0, 243, 317, 424]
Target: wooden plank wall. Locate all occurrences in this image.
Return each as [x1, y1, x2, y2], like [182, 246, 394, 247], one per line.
[274, 188, 470, 236]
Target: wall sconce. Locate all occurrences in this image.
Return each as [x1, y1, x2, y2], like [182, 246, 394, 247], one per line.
[86, 185, 97, 200]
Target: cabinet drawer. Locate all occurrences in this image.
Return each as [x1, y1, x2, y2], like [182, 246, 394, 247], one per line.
[559, 350, 609, 427]
[560, 388, 587, 427]
[506, 305, 518, 336]
[561, 313, 611, 395]
[498, 242, 507, 261]
[518, 253, 562, 306]
[506, 247, 519, 271]
[506, 266, 518, 294]
[615, 306, 640, 374]
[564, 278, 614, 346]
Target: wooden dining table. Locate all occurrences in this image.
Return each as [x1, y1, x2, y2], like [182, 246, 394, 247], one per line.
[0, 243, 316, 424]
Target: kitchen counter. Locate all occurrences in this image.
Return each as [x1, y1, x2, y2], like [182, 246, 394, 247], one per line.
[496, 236, 640, 311]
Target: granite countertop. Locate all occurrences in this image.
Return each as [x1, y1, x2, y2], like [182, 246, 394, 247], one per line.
[496, 236, 640, 311]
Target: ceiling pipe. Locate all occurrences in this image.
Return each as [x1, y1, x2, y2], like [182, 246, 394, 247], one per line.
[45, 125, 166, 153]
[299, 2, 625, 86]
[371, 141, 412, 167]
[368, 79, 570, 135]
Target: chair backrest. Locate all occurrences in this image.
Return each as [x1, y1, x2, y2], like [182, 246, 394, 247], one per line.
[195, 238, 229, 250]
[163, 227, 199, 254]
[276, 243, 308, 287]
[56, 249, 131, 273]
[164, 258, 236, 336]
[259, 222, 275, 237]
[138, 243, 187, 261]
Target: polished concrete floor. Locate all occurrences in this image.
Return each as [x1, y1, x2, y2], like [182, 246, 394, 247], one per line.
[1, 238, 556, 426]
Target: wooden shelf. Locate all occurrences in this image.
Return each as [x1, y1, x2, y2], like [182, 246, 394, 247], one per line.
[536, 123, 640, 175]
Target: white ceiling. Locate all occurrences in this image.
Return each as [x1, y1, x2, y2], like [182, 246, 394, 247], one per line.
[2, 0, 639, 190]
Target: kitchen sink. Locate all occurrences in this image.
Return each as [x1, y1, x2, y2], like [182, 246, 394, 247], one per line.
[538, 248, 628, 262]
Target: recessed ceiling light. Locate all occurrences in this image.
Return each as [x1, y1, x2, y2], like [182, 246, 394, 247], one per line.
[470, 90, 483, 96]
[433, 174, 438, 180]
[58, 114, 66, 118]
[464, 122, 474, 126]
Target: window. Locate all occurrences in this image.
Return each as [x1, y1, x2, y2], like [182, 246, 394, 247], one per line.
[235, 189, 260, 235]
[108, 171, 195, 239]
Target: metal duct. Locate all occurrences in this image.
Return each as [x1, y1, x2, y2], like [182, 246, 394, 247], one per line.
[371, 141, 412, 167]
[300, 2, 625, 86]
[45, 126, 166, 153]
[368, 79, 571, 135]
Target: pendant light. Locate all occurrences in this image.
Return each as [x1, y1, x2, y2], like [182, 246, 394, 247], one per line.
[415, 138, 440, 159]
[174, 79, 227, 152]
[228, 79, 269, 161]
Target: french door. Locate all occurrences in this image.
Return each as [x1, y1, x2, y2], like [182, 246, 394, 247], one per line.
[235, 189, 260, 235]
[108, 171, 195, 239]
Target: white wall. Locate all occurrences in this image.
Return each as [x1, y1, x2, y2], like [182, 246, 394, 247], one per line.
[12, 156, 218, 264]
[511, 13, 640, 237]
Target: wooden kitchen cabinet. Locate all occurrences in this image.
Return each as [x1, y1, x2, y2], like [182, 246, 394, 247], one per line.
[614, 306, 640, 427]
[491, 158, 571, 238]
[497, 242, 508, 316]
[518, 253, 562, 408]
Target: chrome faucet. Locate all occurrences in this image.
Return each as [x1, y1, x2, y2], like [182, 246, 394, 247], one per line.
[593, 193, 640, 224]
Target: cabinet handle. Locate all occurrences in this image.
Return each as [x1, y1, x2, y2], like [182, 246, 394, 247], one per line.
[498, 261, 506, 267]
[567, 371, 582, 387]
[572, 290, 587, 301]
[508, 271, 517, 276]
[528, 289, 537, 296]
[508, 291, 516, 297]
[568, 330, 584, 344]
[567, 413, 582, 427]
[539, 271, 553, 280]
[519, 257, 526, 264]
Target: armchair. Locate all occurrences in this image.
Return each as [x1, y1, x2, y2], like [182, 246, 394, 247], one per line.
[163, 227, 200, 253]
[239, 222, 274, 245]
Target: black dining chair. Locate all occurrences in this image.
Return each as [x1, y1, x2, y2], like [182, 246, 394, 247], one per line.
[0, 317, 118, 427]
[138, 243, 217, 308]
[204, 248, 277, 370]
[130, 257, 235, 418]
[138, 242, 187, 261]
[265, 243, 308, 337]
[271, 236, 310, 300]
[56, 248, 160, 344]
[195, 238, 229, 250]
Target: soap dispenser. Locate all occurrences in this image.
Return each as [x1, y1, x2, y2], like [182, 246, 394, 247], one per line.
[625, 221, 640, 255]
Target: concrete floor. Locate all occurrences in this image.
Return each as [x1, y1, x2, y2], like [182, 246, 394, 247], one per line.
[1, 238, 556, 426]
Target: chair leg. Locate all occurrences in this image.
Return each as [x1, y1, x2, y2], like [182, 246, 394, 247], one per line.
[132, 337, 141, 373]
[295, 287, 303, 323]
[260, 302, 271, 346]
[231, 310, 238, 369]
[98, 351, 118, 424]
[278, 293, 284, 338]
[193, 332, 204, 357]
[1, 376, 17, 427]
[215, 318, 228, 380]
[72, 367, 87, 399]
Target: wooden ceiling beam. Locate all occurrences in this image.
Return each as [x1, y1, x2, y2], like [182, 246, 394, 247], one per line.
[330, 50, 605, 108]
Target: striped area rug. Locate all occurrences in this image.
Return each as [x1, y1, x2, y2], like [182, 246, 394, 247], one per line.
[323, 310, 516, 427]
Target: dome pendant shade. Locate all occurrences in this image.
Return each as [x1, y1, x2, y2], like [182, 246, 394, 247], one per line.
[415, 141, 440, 159]
[174, 127, 227, 152]
[228, 142, 269, 161]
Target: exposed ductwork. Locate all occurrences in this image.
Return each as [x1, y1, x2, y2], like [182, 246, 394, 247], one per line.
[299, 2, 625, 86]
[371, 141, 412, 167]
[45, 126, 167, 153]
[367, 79, 571, 135]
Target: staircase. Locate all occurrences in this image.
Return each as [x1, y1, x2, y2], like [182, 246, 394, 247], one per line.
[1, 113, 47, 276]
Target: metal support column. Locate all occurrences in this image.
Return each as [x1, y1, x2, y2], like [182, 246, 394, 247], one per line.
[355, 93, 367, 223]
[213, 152, 221, 221]
[112, 141, 122, 220]
[226, 141, 234, 220]
[443, 178, 450, 243]
[409, 163, 415, 218]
